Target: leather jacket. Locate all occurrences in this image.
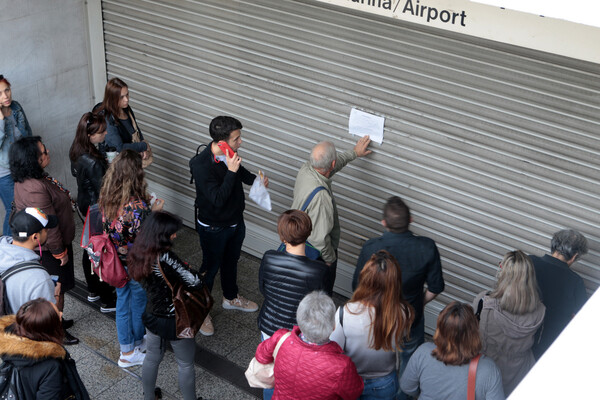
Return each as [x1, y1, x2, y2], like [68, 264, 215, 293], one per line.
[141, 250, 203, 318]
[71, 153, 106, 214]
[257, 250, 330, 336]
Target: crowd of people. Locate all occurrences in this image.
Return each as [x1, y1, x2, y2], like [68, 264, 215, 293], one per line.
[0, 73, 592, 399]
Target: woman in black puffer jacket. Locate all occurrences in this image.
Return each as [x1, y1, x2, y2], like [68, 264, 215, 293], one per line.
[258, 210, 330, 338]
[69, 112, 115, 311]
[128, 211, 205, 400]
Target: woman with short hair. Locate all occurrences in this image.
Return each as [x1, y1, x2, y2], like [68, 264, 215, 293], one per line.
[0, 298, 89, 399]
[400, 302, 505, 400]
[473, 250, 545, 396]
[98, 149, 164, 368]
[69, 112, 116, 311]
[331, 250, 414, 399]
[254, 291, 364, 399]
[258, 210, 330, 338]
[0, 74, 32, 235]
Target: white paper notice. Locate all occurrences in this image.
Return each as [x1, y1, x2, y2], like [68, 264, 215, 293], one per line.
[349, 108, 385, 144]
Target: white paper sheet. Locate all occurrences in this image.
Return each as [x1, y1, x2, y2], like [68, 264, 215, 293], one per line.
[349, 108, 385, 144]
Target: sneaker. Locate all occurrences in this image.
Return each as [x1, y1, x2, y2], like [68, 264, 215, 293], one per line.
[222, 295, 258, 312]
[118, 348, 145, 368]
[199, 315, 214, 336]
[87, 293, 100, 302]
[100, 303, 116, 313]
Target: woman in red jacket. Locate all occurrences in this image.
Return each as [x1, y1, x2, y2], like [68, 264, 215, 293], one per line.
[255, 291, 363, 400]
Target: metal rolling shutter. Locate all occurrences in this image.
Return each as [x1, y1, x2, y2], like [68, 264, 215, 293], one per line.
[101, 0, 600, 330]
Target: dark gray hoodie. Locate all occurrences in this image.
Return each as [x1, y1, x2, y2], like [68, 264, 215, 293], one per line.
[0, 236, 54, 314]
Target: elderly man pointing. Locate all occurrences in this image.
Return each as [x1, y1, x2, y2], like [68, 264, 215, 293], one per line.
[291, 135, 371, 294]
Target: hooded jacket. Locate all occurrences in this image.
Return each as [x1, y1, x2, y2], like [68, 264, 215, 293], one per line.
[0, 236, 54, 314]
[473, 291, 546, 395]
[0, 315, 89, 399]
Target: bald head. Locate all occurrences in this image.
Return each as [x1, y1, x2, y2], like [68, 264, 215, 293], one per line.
[310, 141, 337, 172]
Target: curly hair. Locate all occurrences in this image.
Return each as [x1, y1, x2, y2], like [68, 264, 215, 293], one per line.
[98, 149, 148, 221]
[9, 136, 45, 182]
[127, 211, 182, 282]
[351, 250, 414, 351]
[69, 112, 107, 163]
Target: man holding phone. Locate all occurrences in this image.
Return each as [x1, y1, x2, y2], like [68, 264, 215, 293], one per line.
[189, 116, 268, 336]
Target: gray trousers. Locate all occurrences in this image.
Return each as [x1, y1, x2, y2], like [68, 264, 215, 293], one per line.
[142, 329, 196, 400]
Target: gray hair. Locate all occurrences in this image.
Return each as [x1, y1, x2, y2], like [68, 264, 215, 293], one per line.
[309, 141, 337, 171]
[490, 250, 540, 315]
[296, 291, 335, 344]
[550, 229, 588, 261]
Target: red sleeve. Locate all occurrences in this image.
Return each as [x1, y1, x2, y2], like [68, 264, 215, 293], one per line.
[255, 329, 288, 364]
[337, 358, 364, 400]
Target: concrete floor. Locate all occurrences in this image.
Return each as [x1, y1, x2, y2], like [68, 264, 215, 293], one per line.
[62, 219, 349, 399]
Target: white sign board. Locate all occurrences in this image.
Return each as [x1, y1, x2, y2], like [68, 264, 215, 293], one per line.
[349, 108, 385, 144]
[314, 0, 600, 64]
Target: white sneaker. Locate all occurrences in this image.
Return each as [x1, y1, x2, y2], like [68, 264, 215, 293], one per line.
[118, 348, 145, 368]
[199, 315, 214, 336]
[222, 295, 258, 312]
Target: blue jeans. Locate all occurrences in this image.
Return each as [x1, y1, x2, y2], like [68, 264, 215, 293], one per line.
[361, 370, 398, 400]
[115, 279, 147, 352]
[397, 316, 425, 400]
[0, 174, 14, 236]
[196, 220, 245, 300]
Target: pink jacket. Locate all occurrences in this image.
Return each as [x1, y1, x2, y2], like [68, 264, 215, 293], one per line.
[255, 326, 363, 400]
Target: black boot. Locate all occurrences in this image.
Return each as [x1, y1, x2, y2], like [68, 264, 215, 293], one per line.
[63, 329, 79, 345]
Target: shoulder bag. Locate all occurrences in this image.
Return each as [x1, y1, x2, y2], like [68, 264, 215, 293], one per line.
[467, 354, 482, 400]
[157, 261, 214, 339]
[245, 331, 292, 389]
[129, 109, 153, 168]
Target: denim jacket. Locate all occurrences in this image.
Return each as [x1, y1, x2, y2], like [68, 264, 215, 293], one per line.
[0, 101, 32, 169]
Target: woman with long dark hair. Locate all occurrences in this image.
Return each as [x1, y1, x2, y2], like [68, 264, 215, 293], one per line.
[10, 136, 78, 345]
[0, 74, 32, 235]
[473, 250, 545, 395]
[128, 211, 204, 400]
[98, 77, 150, 159]
[98, 149, 164, 368]
[69, 112, 116, 311]
[400, 302, 505, 400]
[330, 250, 414, 399]
[0, 298, 89, 399]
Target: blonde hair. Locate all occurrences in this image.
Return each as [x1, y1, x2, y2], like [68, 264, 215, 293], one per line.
[98, 150, 149, 221]
[489, 250, 540, 314]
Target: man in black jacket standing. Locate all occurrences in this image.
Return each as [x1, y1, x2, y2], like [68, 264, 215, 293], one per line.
[189, 116, 268, 336]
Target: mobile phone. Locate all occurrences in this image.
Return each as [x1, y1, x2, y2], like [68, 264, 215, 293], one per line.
[217, 141, 235, 157]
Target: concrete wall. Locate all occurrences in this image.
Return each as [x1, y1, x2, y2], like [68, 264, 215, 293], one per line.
[0, 0, 93, 221]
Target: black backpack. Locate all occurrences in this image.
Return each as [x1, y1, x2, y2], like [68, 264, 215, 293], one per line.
[0, 361, 25, 399]
[0, 261, 47, 316]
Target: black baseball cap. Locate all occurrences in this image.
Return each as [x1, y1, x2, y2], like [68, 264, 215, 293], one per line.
[11, 207, 58, 238]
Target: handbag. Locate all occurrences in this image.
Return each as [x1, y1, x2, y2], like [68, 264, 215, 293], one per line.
[245, 331, 292, 389]
[467, 354, 482, 400]
[157, 261, 214, 339]
[129, 109, 153, 168]
[0, 361, 25, 399]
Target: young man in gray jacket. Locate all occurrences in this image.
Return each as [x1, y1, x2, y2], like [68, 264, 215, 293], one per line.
[0, 208, 57, 313]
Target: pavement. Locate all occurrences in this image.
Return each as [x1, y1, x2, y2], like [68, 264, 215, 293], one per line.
[60, 219, 349, 400]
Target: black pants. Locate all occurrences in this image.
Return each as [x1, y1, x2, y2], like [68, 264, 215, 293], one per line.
[81, 251, 116, 305]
